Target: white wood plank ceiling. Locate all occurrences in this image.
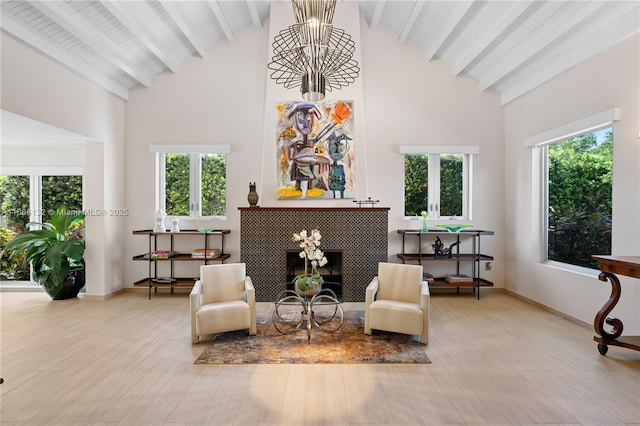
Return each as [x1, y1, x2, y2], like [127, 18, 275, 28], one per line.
[1, 1, 638, 105]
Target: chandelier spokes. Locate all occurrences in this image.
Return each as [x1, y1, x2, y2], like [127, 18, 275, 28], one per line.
[268, 0, 360, 100]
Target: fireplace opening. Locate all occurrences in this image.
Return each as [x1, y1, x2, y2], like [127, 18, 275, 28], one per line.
[286, 249, 343, 298]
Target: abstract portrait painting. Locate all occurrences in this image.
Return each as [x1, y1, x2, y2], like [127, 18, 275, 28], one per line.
[276, 100, 355, 199]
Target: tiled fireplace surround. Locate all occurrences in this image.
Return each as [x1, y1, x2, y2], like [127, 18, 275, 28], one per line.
[239, 207, 389, 302]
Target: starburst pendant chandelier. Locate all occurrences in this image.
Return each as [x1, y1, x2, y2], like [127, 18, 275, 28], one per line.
[268, 0, 360, 101]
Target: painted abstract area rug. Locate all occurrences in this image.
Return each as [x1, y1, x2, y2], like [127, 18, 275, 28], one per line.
[194, 311, 431, 364]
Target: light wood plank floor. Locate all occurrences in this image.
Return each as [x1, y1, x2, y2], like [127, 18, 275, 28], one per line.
[1, 289, 638, 425]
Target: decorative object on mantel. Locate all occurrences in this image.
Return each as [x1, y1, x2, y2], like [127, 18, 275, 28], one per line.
[247, 182, 259, 207]
[353, 197, 379, 207]
[197, 228, 213, 233]
[170, 216, 180, 233]
[421, 210, 428, 233]
[153, 209, 166, 232]
[292, 229, 327, 296]
[267, 0, 360, 101]
[432, 236, 461, 258]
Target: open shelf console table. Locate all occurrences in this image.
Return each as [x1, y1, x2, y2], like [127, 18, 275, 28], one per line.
[133, 229, 230, 299]
[396, 229, 494, 299]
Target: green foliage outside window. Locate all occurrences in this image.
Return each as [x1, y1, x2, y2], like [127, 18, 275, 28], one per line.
[201, 154, 226, 217]
[0, 175, 30, 230]
[547, 130, 612, 269]
[404, 154, 463, 217]
[0, 175, 31, 280]
[165, 154, 190, 216]
[0, 227, 28, 280]
[164, 153, 226, 217]
[439, 154, 463, 217]
[404, 155, 429, 216]
[42, 176, 83, 222]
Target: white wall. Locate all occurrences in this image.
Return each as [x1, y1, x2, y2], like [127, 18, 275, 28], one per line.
[124, 12, 270, 285]
[124, 3, 506, 292]
[360, 20, 505, 284]
[504, 33, 640, 332]
[0, 145, 85, 167]
[0, 33, 126, 296]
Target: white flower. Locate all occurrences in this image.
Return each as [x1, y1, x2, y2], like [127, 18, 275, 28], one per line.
[292, 228, 327, 276]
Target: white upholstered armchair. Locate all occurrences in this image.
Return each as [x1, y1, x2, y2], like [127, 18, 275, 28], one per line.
[190, 263, 256, 344]
[364, 262, 430, 345]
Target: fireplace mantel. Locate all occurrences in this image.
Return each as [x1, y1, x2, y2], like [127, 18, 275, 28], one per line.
[238, 207, 390, 212]
[239, 207, 390, 302]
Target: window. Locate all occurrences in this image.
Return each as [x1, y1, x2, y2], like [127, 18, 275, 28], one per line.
[528, 108, 619, 270]
[543, 128, 613, 269]
[0, 172, 83, 283]
[152, 145, 229, 219]
[401, 146, 476, 219]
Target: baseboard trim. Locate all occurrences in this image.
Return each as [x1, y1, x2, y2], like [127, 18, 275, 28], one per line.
[121, 287, 192, 295]
[504, 289, 591, 330]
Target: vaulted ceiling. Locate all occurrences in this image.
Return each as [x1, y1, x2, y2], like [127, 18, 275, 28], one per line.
[1, 1, 638, 105]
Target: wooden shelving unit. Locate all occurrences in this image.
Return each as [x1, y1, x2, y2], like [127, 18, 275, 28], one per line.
[132, 229, 230, 299]
[396, 229, 494, 299]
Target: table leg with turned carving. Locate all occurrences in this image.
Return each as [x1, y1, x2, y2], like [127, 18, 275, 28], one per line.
[593, 272, 624, 355]
[592, 256, 640, 356]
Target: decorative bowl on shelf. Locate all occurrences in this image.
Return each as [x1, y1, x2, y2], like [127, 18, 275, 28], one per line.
[434, 224, 473, 232]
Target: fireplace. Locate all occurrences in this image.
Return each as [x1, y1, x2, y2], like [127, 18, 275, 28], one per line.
[239, 207, 389, 302]
[286, 249, 343, 297]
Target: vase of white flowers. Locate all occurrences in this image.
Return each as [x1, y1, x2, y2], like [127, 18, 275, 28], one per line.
[292, 228, 327, 297]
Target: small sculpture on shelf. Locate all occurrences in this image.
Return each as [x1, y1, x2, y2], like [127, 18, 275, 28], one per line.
[432, 236, 460, 258]
[153, 209, 167, 232]
[170, 216, 180, 233]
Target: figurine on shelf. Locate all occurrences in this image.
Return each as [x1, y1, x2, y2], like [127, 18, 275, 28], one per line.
[432, 236, 461, 258]
[170, 216, 180, 233]
[154, 209, 167, 232]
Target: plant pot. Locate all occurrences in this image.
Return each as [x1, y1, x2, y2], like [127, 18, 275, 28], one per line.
[43, 268, 85, 300]
[295, 279, 321, 297]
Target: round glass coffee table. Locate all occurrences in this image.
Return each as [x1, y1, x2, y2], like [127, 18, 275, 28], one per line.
[272, 282, 344, 341]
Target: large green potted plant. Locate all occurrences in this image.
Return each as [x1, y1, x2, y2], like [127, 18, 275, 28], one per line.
[6, 206, 85, 300]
